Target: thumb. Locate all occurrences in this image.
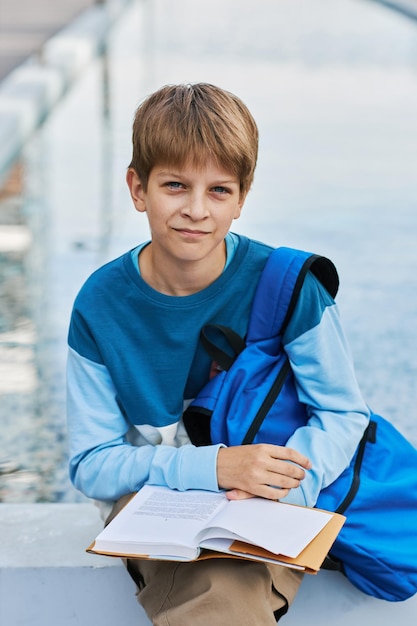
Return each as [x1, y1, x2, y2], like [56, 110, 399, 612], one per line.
[226, 489, 255, 501]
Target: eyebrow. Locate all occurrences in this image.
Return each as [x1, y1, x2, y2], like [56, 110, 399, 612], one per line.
[156, 171, 239, 185]
[156, 170, 182, 177]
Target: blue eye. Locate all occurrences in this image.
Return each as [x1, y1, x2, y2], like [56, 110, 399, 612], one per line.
[167, 181, 183, 189]
[212, 186, 228, 194]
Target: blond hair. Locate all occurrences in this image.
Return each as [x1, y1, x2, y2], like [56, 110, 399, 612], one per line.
[129, 83, 258, 197]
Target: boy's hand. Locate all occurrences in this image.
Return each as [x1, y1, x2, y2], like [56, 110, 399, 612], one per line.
[216, 444, 312, 501]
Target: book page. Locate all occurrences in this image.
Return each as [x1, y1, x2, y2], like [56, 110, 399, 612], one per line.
[134, 487, 226, 522]
[199, 537, 305, 569]
[94, 485, 228, 555]
[200, 496, 332, 558]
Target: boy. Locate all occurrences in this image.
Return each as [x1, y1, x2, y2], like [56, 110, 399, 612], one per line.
[67, 83, 369, 624]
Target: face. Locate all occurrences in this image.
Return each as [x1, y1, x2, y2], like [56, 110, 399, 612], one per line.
[127, 160, 246, 276]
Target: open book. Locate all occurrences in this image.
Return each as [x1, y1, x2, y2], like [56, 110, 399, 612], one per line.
[88, 485, 345, 573]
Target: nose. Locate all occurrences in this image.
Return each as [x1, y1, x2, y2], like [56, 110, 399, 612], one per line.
[182, 192, 209, 221]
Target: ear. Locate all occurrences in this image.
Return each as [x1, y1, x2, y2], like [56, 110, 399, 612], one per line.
[126, 168, 146, 213]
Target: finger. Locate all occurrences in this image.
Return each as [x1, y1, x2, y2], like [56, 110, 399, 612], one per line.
[267, 472, 302, 491]
[251, 485, 291, 501]
[227, 486, 292, 502]
[260, 458, 306, 488]
[269, 445, 312, 470]
[226, 489, 255, 501]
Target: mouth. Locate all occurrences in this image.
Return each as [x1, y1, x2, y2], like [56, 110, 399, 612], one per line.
[174, 228, 209, 236]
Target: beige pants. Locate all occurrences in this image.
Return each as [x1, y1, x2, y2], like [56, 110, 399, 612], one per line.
[108, 495, 304, 626]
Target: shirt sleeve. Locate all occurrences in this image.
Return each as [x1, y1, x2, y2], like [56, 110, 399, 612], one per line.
[279, 272, 370, 508]
[66, 347, 223, 501]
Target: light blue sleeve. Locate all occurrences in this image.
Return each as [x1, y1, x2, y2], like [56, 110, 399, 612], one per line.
[280, 279, 370, 508]
[66, 347, 223, 501]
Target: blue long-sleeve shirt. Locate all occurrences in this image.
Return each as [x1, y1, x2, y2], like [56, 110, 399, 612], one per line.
[66, 233, 369, 507]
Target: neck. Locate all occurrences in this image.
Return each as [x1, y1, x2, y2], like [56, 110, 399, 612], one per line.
[138, 243, 226, 296]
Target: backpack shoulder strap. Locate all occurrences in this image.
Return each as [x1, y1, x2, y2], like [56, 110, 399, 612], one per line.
[246, 247, 339, 343]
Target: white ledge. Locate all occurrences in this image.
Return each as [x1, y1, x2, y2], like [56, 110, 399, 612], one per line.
[1, 503, 416, 625]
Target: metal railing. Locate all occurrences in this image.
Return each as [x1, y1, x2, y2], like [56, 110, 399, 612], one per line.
[0, 0, 134, 186]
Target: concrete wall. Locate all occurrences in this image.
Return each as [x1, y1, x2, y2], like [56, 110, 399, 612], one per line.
[0, 503, 150, 625]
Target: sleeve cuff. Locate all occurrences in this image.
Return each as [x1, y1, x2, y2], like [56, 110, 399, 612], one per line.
[178, 443, 226, 492]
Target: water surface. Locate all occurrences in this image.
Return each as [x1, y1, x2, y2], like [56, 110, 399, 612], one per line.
[1, 0, 416, 501]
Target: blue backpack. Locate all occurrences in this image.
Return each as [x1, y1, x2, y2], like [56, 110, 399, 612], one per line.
[183, 247, 417, 602]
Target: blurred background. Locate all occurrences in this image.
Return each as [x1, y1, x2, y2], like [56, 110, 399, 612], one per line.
[0, 0, 416, 503]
